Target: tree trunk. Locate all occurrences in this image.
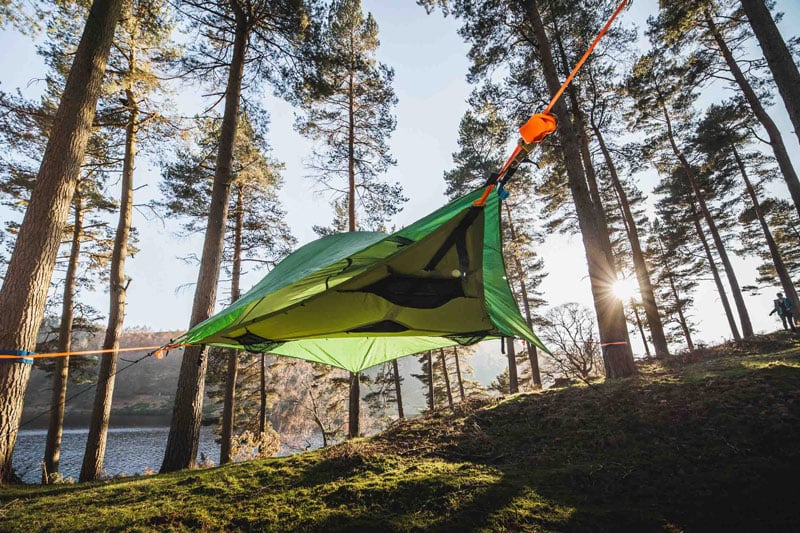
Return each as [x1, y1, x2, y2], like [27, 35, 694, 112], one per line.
[439, 349, 454, 408]
[453, 347, 465, 401]
[505, 337, 519, 393]
[740, 0, 800, 150]
[426, 351, 434, 411]
[391, 359, 404, 419]
[592, 120, 669, 358]
[502, 203, 542, 388]
[259, 353, 267, 435]
[692, 209, 741, 341]
[80, 87, 137, 483]
[704, 9, 800, 220]
[347, 372, 360, 438]
[220, 186, 244, 465]
[346, 69, 361, 439]
[655, 236, 695, 351]
[0, 0, 122, 483]
[568, 90, 617, 270]
[552, 18, 617, 270]
[161, 10, 248, 473]
[733, 145, 799, 305]
[43, 191, 84, 483]
[661, 102, 754, 338]
[524, 0, 635, 378]
[631, 302, 651, 357]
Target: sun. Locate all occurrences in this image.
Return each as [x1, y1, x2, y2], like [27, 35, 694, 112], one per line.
[612, 277, 639, 301]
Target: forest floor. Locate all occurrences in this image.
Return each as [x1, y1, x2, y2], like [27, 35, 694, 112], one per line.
[2, 332, 800, 532]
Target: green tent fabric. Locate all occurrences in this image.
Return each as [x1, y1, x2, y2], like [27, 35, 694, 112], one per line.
[175, 187, 547, 372]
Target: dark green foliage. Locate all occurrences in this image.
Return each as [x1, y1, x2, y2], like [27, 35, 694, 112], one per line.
[295, 0, 405, 232]
[739, 198, 800, 289]
[158, 113, 295, 274]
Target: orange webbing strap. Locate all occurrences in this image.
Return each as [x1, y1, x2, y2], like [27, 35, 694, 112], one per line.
[0, 343, 188, 360]
[542, 0, 629, 116]
[473, 0, 628, 207]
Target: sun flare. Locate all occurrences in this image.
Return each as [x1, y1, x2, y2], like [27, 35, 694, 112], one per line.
[612, 277, 639, 301]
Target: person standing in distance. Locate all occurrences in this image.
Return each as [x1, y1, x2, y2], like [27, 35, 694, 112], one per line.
[769, 292, 797, 331]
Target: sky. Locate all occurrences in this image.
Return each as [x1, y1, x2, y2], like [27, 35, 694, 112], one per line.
[1, 0, 800, 358]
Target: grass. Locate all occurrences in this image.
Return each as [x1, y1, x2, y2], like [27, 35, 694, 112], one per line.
[2, 332, 800, 531]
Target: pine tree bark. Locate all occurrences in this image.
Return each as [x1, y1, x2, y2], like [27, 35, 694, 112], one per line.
[80, 87, 137, 482]
[391, 359, 404, 419]
[505, 337, 519, 393]
[740, 0, 800, 150]
[733, 145, 798, 305]
[661, 102, 754, 337]
[523, 0, 635, 378]
[161, 8, 248, 473]
[220, 186, 244, 465]
[704, 9, 800, 220]
[439, 349, 454, 408]
[502, 202, 542, 388]
[259, 353, 267, 434]
[43, 191, 84, 483]
[655, 236, 695, 351]
[592, 120, 669, 358]
[346, 68, 361, 439]
[0, 0, 122, 484]
[631, 302, 651, 357]
[567, 89, 616, 270]
[426, 351, 434, 411]
[453, 347, 465, 401]
[692, 209, 741, 341]
[347, 372, 360, 438]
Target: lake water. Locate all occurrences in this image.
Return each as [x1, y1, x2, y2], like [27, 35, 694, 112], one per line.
[13, 426, 220, 484]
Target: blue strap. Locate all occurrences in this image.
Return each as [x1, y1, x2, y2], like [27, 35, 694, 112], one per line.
[495, 182, 510, 201]
[0, 350, 34, 364]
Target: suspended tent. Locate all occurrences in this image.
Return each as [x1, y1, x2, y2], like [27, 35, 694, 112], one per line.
[173, 187, 547, 373]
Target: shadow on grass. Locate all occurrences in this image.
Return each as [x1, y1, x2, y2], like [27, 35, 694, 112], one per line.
[283, 362, 800, 531]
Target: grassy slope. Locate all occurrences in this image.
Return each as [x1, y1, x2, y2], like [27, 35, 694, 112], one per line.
[2, 335, 800, 532]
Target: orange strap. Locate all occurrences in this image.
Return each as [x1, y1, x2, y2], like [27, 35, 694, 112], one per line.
[543, 0, 628, 116]
[473, 0, 628, 207]
[0, 343, 187, 360]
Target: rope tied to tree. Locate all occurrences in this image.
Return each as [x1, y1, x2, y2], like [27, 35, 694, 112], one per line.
[474, 0, 629, 207]
[0, 343, 187, 361]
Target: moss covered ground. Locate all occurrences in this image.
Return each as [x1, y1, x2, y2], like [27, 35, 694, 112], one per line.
[2, 333, 800, 531]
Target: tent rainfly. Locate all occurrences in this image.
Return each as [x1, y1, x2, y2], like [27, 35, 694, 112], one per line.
[174, 188, 547, 373]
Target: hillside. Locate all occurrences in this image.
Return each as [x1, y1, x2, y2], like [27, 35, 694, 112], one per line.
[2, 336, 800, 531]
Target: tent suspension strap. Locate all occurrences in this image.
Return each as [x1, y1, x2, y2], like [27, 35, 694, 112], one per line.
[474, 0, 629, 207]
[0, 343, 187, 361]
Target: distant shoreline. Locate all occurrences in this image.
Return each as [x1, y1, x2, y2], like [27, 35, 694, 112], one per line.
[18, 413, 173, 430]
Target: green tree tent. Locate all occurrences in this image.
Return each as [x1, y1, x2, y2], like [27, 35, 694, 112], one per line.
[174, 188, 547, 372]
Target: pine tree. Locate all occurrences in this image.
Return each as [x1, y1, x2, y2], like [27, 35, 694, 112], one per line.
[738, 198, 800, 297]
[161, 0, 314, 472]
[626, 50, 753, 338]
[650, 0, 800, 220]
[645, 219, 701, 351]
[422, 0, 635, 377]
[0, 0, 122, 483]
[740, 0, 800, 150]
[159, 112, 294, 464]
[692, 99, 798, 306]
[294, 0, 404, 439]
[81, 0, 179, 482]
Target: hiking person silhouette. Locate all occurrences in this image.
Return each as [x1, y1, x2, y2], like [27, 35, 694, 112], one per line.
[769, 292, 796, 331]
